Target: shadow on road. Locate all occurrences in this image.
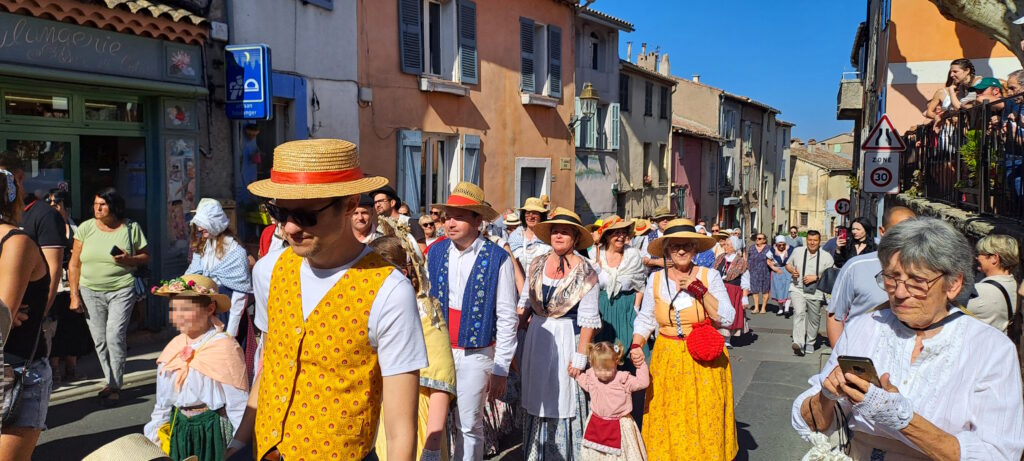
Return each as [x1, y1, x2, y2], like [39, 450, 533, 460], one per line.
[34, 424, 144, 459]
[45, 385, 152, 429]
[734, 420, 757, 460]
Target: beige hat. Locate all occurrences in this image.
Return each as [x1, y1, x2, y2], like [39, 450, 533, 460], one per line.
[519, 196, 548, 213]
[247, 139, 388, 200]
[503, 212, 521, 226]
[533, 207, 595, 250]
[651, 206, 675, 221]
[596, 215, 634, 242]
[633, 218, 652, 236]
[432, 181, 499, 221]
[82, 433, 180, 461]
[152, 274, 231, 313]
[648, 218, 716, 257]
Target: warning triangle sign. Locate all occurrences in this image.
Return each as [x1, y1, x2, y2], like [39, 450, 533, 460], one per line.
[861, 114, 906, 151]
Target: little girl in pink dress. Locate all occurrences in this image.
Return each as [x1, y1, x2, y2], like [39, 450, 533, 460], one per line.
[575, 341, 650, 460]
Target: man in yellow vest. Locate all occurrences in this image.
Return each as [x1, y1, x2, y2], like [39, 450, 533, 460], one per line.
[228, 139, 426, 460]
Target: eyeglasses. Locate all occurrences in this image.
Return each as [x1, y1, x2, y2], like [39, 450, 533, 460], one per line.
[874, 271, 944, 298]
[430, 210, 441, 216]
[665, 241, 697, 253]
[756, 237, 766, 241]
[422, 222, 434, 227]
[373, 198, 390, 205]
[264, 199, 339, 227]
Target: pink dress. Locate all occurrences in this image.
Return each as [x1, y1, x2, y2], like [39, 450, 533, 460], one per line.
[575, 361, 650, 460]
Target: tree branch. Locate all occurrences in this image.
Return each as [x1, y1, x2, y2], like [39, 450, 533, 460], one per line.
[928, 0, 1024, 68]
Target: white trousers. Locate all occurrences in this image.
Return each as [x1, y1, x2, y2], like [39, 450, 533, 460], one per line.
[451, 345, 494, 461]
[791, 288, 825, 347]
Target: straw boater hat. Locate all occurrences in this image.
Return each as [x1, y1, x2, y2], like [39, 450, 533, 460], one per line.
[533, 207, 595, 250]
[83, 433, 184, 461]
[247, 139, 388, 199]
[152, 274, 231, 313]
[712, 230, 731, 240]
[647, 218, 716, 258]
[503, 212, 521, 227]
[633, 218, 652, 236]
[432, 181, 499, 221]
[597, 215, 634, 241]
[651, 206, 675, 221]
[519, 196, 548, 213]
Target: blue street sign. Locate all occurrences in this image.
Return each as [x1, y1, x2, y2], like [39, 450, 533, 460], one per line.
[225, 44, 272, 120]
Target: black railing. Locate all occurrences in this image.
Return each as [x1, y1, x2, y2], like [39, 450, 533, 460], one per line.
[901, 95, 1024, 221]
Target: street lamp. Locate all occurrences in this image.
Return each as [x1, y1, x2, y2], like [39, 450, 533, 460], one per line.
[569, 82, 599, 130]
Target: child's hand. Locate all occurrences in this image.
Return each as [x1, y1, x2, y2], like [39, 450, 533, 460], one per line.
[629, 347, 644, 366]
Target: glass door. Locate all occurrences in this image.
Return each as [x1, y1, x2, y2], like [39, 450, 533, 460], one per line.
[0, 134, 78, 216]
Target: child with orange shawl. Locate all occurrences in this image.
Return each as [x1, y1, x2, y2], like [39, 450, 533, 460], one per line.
[143, 274, 249, 460]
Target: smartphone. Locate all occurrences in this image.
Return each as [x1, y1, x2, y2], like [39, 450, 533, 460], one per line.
[110, 246, 125, 256]
[837, 355, 881, 387]
[838, 227, 848, 241]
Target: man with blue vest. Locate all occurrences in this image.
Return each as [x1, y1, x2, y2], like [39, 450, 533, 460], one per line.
[426, 181, 518, 461]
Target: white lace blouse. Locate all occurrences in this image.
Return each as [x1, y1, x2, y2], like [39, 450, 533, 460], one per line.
[143, 331, 250, 444]
[791, 309, 1024, 460]
[633, 268, 735, 338]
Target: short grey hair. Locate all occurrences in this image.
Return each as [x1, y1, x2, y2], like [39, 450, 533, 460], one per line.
[877, 217, 974, 293]
[1008, 69, 1024, 85]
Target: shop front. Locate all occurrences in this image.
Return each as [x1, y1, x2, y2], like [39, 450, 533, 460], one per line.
[0, 9, 210, 327]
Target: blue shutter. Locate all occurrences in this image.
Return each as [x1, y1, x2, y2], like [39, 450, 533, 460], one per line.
[398, 0, 422, 75]
[520, 17, 535, 93]
[609, 103, 620, 150]
[548, 25, 561, 97]
[574, 97, 581, 147]
[463, 134, 481, 183]
[398, 130, 423, 214]
[458, 0, 478, 84]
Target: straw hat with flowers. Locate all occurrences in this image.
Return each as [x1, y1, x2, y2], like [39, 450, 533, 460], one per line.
[533, 207, 594, 250]
[596, 215, 634, 244]
[519, 197, 548, 213]
[247, 139, 388, 199]
[432, 181, 498, 221]
[647, 218, 716, 258]
[152, 274, 231, 313]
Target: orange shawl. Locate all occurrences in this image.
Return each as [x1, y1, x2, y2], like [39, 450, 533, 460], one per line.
[156, 328, 249, 393]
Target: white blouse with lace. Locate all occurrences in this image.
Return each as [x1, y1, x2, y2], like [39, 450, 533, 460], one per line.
[791, 309, 1024, 460]
[143, 330, 250, 444]
[633, 268, 735, 338]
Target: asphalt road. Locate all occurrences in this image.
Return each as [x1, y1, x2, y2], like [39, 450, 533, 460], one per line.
[38, 303, 827, 460]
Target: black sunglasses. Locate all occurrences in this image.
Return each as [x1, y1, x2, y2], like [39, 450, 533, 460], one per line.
[264, 199, 339, 227]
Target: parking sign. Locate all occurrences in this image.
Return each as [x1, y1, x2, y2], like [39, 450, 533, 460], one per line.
[225, 44, 272, 120]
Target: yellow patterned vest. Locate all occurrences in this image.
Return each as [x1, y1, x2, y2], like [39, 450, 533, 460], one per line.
[255, 249, 393, 460]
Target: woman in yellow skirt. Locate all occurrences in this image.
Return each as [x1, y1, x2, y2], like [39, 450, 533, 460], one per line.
[628, 219, 738, 461]
[371, 233, 457, 461]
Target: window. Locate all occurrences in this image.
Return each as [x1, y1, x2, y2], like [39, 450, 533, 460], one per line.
[743, 121, 753, 154]
[462, 135, 481, 183]
[659, 86, 669, 119]
[619, 74, 630, 112]
[85, 100, 143, 123]
[707, 157, 716, 193]
[780, 157, 787, 180]
[643, 142, 653, 181]
[399, 0, 478, 84]
[721, 156, 734, 186]
[520, 17, 562, 97]
[658, 144, 667, 185]
[515, 158, 551, 205]
[589, 32, 600, 71]
[800, 212, 809, 227]
[397, 130, 460, 215]
[4, 92, 70, 119]
[644, 81, 653, 116]
[723, 109, 738, 140]
[798, 175, 809, 195]
[834, 144, 842, 153]
[781, 190, 787, 209]
[594, 105, 606, 149]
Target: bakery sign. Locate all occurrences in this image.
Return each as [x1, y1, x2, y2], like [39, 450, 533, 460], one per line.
[0, 12, 202, 85]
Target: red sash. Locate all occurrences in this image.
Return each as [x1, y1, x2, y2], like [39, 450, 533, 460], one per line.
[582, 414, 622, 455]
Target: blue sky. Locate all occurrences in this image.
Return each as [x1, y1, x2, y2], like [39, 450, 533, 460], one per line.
[594, 0, 864, 141]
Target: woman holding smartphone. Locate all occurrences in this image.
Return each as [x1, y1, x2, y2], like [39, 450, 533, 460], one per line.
[792, 218, 1024, 459]
[69, 188, 150, 406]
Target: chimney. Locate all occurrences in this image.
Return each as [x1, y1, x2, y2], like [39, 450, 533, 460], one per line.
[692, 74, 700, 83]
[659, 53, 670, 77]
[639, 42, 646, 64]
[626, 41, 632, 62]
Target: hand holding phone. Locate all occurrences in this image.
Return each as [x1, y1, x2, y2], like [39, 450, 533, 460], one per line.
[110, 246, 125, 257]
[837, 355, 881, 387]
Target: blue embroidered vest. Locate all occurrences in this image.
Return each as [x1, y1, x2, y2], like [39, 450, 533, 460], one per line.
[427, 238, 508, 348]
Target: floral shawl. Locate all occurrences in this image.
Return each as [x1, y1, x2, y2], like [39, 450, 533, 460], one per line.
[713, 250, 747, 283]
[526, 251, 599, 318]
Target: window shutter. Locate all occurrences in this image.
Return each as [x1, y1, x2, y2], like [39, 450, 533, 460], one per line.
[609, 103, 620, 150]
[463, 134, 481, 183]
[458, 0, 478, 84]
[398, 130, 423, 213]
[547, 25, 561, 98]
[398, 0, 423, 75]
[619, 74, 629, 112]
[574, 97, 581, 147]
[520, 17, 535, 93]
[586, 107, 597, 149]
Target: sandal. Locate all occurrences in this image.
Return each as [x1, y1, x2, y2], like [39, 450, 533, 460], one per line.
[98, 386, 114, 398]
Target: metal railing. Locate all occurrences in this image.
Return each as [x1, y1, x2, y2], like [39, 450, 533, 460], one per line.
[901, 94, 1024, 221]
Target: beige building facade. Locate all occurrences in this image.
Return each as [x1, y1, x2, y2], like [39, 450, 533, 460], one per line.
[617, 54, 675, 218]
[788, 145, 853, 236]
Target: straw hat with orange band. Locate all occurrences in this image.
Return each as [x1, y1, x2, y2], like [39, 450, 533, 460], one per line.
[247, 139, 387, 199]
[432, 181, 499, 221]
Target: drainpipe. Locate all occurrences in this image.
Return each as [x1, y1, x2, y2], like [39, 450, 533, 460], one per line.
[756, 111, 768, 232]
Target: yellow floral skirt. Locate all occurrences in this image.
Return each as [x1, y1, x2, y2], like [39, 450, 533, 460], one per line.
[641, 337, 737, 461]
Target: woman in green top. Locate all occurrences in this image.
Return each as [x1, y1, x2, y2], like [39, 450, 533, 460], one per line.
[69, 188, 149, 406]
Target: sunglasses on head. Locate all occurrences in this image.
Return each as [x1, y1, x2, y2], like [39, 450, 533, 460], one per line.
[264, 199, 339, 227]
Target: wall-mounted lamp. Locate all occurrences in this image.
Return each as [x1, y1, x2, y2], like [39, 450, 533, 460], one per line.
[568, 82, 599, 130]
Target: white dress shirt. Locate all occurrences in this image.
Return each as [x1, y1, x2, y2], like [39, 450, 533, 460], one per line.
[827, 252, 888, 321]
[634, 268, 735, 338]
[442, 236, 518, 377]
[792, 309, 1024, 459]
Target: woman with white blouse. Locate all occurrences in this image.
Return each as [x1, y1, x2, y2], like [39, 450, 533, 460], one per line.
[792, 218, 1024, 460]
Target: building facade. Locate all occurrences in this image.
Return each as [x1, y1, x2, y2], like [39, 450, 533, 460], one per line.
[0, 0, 228, 327]
[670, 75, 723, 223]
[721, 93, 781, 235]
[617, 51, 674, 218]
[357, 0, 576, 215]
[788, 144, 852, 236]
[573, 8, 632, 222]
[774, 120, 795, 235]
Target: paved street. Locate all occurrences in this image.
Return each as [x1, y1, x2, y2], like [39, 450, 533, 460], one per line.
[39, 304, 828, 460]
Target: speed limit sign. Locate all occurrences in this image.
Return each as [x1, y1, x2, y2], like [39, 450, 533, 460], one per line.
[864, 151, 899, 194]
